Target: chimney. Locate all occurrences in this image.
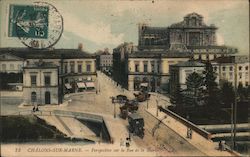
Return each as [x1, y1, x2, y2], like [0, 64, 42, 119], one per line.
[78, 43, 83, 51]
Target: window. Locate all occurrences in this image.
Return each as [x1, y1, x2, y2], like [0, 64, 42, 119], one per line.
[198, 54, 202, 60]
[229, 72, 233, 80]
[206, 54, 209, 60]
[31, 75, 37, 86]
[70, 62, 75, 73]
[246, 72, 248, 79]
[86, 64, 91, 72]
[2, 64, 6, 71]
[44, 75, 51, 86]
[31, 92, 37, 103]
[135, 64, 139, 72]
[157, 63, 160, 73]
[246, 82, 249, 86]
[151, 62, 155, 73]
[214, 54, 217, 59]
[10, 64, 14, 70]
[78, 64, 82, 73]
[18, 64, 22, 71]
[239, 72, 242, 79]
[143, 63, 148, 72]
[229, 66, 233, 71]
[64, 64, 68, 73]
[222, 73, 226, 79]
[222, 66, 226, 71]
[246, 66, 248, 71]
[239, 66, 242, 71]
[214, 67, 217, 71]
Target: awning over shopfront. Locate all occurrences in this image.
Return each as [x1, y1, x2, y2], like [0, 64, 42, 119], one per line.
[140, 83, 148, 87]
[65, 83, 72, 89]
[85, 82, 95, 88]
[77, 82, 86, 88]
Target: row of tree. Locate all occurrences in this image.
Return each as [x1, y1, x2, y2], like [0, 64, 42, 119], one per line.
[171, 62, 249, 109]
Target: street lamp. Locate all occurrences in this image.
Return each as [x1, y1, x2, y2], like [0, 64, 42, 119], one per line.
[156, 99, 159, 117]
[111, 96, 116, 118]
[146, 97, 149, 109]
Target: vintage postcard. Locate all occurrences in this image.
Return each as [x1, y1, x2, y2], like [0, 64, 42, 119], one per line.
[0, 0, 249, 156]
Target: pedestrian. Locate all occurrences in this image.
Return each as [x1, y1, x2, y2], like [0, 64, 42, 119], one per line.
[189, 129, 192, 139]
[125, 137, 130, 147]
[186, 127, 190, 138]
[219, 141, 222, 151]
[32, 105, 35, 112]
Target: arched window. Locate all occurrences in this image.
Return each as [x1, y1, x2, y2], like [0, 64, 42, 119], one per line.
[198, 54, 202, 60]
[178, 34, 182, 43]
[239, 66, 242, 71]
[31, 92, 37, 103]
[145, 38, 150, 45]
[2, 64, 6, 71]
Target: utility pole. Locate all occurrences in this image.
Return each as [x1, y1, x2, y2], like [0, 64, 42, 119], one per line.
[233, 63, 238, 150]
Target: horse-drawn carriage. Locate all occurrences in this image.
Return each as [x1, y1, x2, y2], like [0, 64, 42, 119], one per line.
[128, 113, 144, 138]
[134, 91, 150, 102]
[119, 99, 138, 119]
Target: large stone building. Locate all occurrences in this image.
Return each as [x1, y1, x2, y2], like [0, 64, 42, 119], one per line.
[0, 53, 25, 73]
[96, 51, 113, 72]
[138, 12, 237, 60]
[169, 60, 206, 96]
[169, 56, 249, 97]
[23, 61, 59, 105]
[0, 48, 96, 104]
[113, 13, 237, 92]
[212, 56, 249, 87]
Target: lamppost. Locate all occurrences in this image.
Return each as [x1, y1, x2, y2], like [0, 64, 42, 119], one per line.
[156, 99, 159, 117]
[111, 97, 116, 118]
[146, 97, 149, 109]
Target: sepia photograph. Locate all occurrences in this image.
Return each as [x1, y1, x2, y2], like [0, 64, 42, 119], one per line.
[0, 0, 249, 156]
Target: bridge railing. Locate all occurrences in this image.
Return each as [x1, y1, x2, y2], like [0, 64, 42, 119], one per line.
[158, 106, 212, 140]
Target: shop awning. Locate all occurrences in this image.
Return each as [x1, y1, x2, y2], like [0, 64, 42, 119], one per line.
[87, 77, 92, 81]
[85, 82, 95, 88]
[140, 83, 148, 87]
[65, 83, 72, 89]
[77, 82, 86, 88]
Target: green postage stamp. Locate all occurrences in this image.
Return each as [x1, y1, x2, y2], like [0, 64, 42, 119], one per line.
[8, 4, 49, 39]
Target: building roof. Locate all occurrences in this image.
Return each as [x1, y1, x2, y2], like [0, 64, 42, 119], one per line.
[143, 26, 168, 34]
[129, 51, 192, 58]
[0, 48, 96, 59]
[211, 56, 249, 64]
[23, 61, 58, 69]
[187, 45, 238, 54]
[172, 60, 205, 67]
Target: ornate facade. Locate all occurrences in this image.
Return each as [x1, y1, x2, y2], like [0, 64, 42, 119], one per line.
[113, 13, 238, 92]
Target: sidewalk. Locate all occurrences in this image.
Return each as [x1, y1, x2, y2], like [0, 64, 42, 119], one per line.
[146, 107, 236, 156]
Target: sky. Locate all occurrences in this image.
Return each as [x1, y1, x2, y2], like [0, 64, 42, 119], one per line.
[0, 0, 249, 55]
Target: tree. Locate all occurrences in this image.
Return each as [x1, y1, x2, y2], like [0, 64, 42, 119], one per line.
[186, 72, 203, 95]
[184, 72, 204, 106]
[171, 83, 183, 105]
[220, 81, 235, 108]
[237, 83, 249, 101]
[203, 61, 219, 107]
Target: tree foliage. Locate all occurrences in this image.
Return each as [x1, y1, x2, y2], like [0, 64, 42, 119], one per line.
[186, 72, 203, 95]
[202, 61, 219, 107]
[184, 72, 204, 106]
[220, 81, 235, 108]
